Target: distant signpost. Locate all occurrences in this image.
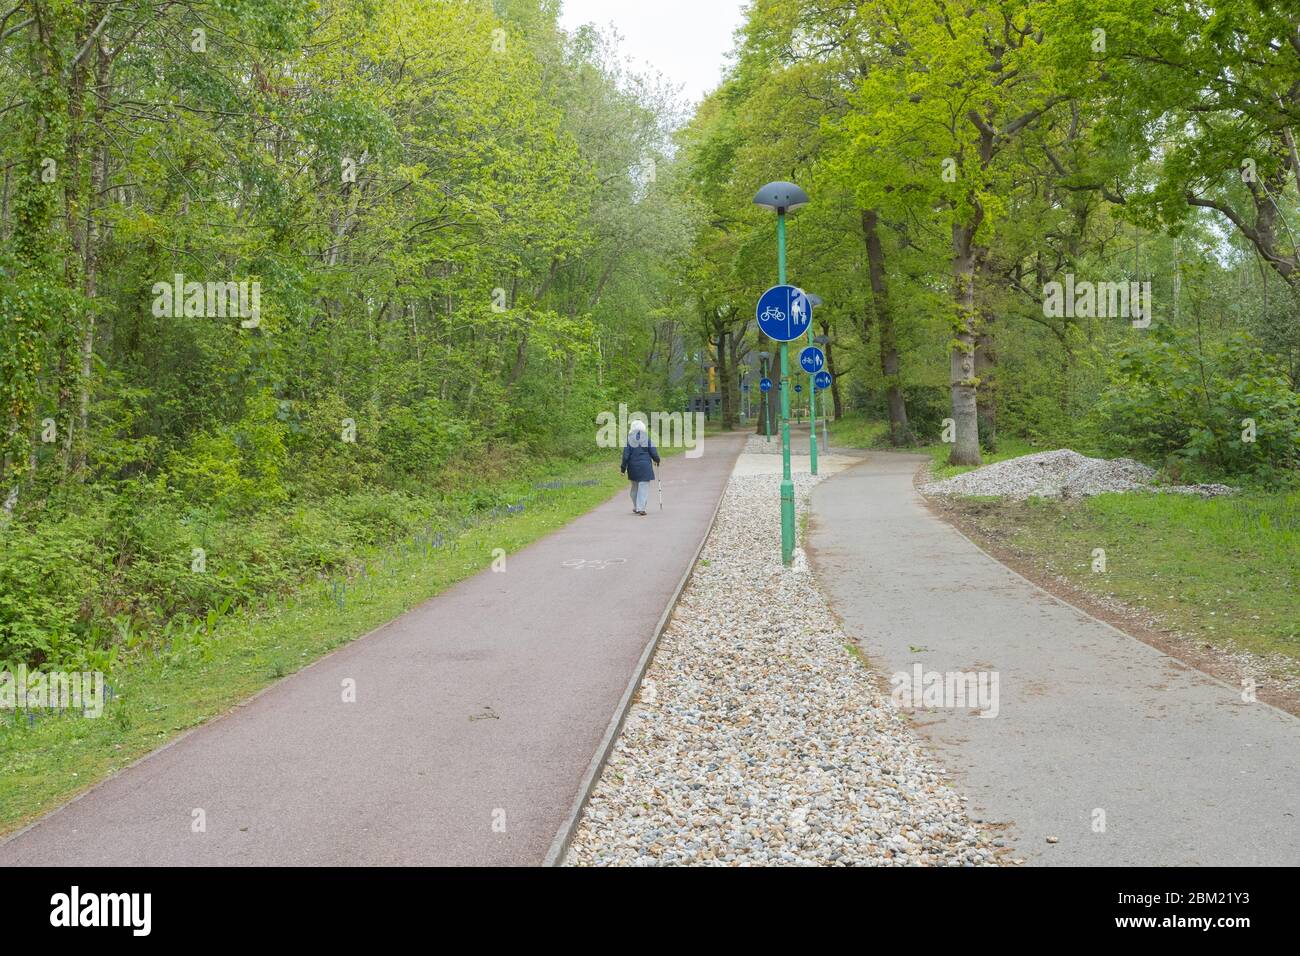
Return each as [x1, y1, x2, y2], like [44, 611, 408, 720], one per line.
[799, 346, 825, 374]
[814, 370, 832, 390]
[759, 377, 772, 393]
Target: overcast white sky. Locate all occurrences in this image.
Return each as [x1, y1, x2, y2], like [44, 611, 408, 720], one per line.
[557, 0, 748, 106]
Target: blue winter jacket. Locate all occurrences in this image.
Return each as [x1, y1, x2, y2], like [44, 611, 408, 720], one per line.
[621, 440, 660, 482]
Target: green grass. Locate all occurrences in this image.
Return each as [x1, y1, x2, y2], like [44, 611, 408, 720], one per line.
[0, 454, 633, 836]
[827, 412, 890, 449]
[946, 490, 1300, 666]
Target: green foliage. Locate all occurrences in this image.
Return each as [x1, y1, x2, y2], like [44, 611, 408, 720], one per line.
[0, 521, 99, 667]
[166, 392, 290, 514]
[1090, 328, 1300, 481]
[374, 399, 473, 479]
[0, 0, 692, 669]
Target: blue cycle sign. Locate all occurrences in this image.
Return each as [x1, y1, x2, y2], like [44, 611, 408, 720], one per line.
[756, 285, 812, 342]
[814, 370, 832, 390]
[799, 346, 825, 374]
[759, 377, 772, 393]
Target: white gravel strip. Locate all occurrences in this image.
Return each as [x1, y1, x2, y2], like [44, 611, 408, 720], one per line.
[565, 467, 998, 866]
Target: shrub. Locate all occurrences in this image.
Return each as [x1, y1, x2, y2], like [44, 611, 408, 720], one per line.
[1089, 328, 1300, 482]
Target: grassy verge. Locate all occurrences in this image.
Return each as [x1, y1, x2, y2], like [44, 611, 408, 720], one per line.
[0, 454, 633, 836]
[827, 413, 889, 450]
[935, 491, 1300, 667]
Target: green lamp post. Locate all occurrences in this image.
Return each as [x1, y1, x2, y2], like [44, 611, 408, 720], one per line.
[804, 293, 823, 476]
[814, 333, 831, 452]
[754, 181, 809, 566]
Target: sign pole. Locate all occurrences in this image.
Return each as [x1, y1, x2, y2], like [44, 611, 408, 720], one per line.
[754, 181, 810, 570]
[759, 361, 769, 447]
[807, 325, 819, 475]
[777, 212, 795, 566]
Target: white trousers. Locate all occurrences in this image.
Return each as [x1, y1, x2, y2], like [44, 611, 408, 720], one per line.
[629, 481, 650, 512]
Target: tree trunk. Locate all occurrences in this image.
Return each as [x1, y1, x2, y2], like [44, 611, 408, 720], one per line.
[716, 329, 735, 430]
[728, 330, 748, 423]
[949, 222, 983, 465]
[74, 41, 112, 472]
[821, 323, 845, 421]
[862, 209, 909, 443]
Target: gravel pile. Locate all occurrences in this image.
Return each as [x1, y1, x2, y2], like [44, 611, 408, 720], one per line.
[565, 470, 997, 866]
[921, 449, 1235, 499]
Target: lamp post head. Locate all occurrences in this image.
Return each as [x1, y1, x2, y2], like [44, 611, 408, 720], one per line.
[814, 334, 829, 345]
[759, 350, 770, 361]
[805, 293, 823, 310]
[753, 181, 809, 215]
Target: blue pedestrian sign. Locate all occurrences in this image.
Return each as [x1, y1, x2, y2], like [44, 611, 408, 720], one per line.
[759, 377, 772, 393]
[799, 346, 825, 374]
[814, 370, 832, 390]
[756, 285, 813, 342]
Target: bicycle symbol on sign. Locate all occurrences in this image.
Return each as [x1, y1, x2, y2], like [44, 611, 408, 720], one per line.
[760, 306, 786, 326]
[562, 558, 628, 571]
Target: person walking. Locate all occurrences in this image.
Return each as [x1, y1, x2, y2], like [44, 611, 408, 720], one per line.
[620, 419, 660, 516]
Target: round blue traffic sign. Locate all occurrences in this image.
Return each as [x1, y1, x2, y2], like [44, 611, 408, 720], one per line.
[814, 370, 832, 390]
[794, 383, 803, 393]
[756, 285, 813, 342]
[759, 377, 772, 393]
[799, 346, 825, 374]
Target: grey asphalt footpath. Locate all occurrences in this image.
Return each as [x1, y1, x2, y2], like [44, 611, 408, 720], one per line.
[809, 453, 1300, 866]
[1, 434, 745, 866]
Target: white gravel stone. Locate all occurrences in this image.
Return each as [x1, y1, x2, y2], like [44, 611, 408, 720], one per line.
[565, 465, 997, 867]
